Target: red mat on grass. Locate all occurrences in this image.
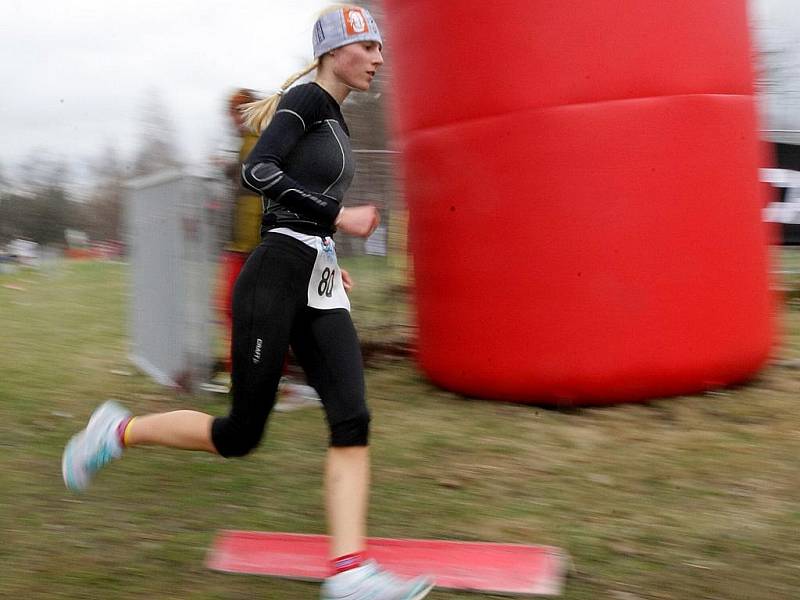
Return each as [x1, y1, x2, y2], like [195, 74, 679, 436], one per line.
[207, 531, 568, 596]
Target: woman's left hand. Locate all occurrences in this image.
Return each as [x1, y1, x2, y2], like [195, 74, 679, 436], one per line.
[341, 268, 353, 293]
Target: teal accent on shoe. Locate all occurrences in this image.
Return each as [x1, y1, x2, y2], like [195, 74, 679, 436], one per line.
[62, 438, 78, 491]
[61, 400, 130, 492]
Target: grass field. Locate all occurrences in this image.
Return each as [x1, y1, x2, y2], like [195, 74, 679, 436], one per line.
[0, 250, 798, 599]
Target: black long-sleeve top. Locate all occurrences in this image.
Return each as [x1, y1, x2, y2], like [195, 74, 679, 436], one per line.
[241, 82, 355, 237]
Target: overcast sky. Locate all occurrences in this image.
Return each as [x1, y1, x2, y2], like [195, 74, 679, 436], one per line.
[2, 0, 800, 179]
[0, 0, 328, 175]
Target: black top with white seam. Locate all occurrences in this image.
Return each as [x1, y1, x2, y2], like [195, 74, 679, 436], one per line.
[241, 82, 354, 237]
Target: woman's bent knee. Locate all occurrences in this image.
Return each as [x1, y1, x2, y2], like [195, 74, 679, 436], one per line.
[330, 410, 371, 447]
[211, 415, 265, 458]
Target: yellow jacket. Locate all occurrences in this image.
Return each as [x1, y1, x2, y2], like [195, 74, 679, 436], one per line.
[227, 132, 262, 253]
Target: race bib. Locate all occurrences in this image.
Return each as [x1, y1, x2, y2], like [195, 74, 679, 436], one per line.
[269, 228, 350, 311]
[307, 237, 350, 311]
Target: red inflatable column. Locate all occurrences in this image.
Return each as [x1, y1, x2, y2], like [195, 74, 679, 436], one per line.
[384, 0, 776, 404]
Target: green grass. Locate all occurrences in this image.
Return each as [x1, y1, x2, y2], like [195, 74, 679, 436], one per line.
[0, 253, 799, 599]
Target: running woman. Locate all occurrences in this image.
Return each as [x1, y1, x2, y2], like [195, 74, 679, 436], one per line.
[62, 5, 434, 600]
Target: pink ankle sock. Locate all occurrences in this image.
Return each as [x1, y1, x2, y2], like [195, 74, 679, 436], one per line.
[116, 417, 133, 448]
[330, 551, 366, 575]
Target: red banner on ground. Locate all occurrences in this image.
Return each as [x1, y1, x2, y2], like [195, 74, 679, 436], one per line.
[207, 530, 569, 596]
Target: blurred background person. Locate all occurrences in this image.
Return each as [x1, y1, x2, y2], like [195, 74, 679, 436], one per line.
[212, 88, 320, 408]
[214, 88, 262, 378]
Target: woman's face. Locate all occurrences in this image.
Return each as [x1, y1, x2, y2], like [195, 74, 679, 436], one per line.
[331, 41, 384, 91]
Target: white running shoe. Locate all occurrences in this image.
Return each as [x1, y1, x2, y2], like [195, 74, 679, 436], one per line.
[320, 560, 434, 600]
[275, 381, 322, 412]
[62, 400, 130, 492]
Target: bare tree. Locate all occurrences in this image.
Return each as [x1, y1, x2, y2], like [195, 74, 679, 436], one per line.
[4, 153, 78, 245]
[86, 146, 127, 241]
[132, 89, 183, 176]
[0, 161, 8, 191]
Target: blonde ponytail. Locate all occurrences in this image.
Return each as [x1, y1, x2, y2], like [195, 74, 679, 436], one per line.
[241, 59, 320, 134]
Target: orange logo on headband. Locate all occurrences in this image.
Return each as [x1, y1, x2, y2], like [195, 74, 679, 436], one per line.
[344, 8, 368, 36]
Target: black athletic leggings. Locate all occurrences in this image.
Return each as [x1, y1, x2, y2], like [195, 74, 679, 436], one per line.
[211, 232, 369, 457]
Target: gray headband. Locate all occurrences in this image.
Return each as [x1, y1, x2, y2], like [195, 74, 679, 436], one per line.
[312, 7, 382, 58]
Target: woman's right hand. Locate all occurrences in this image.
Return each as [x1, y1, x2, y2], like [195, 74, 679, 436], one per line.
[335, 205, 380, 238]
